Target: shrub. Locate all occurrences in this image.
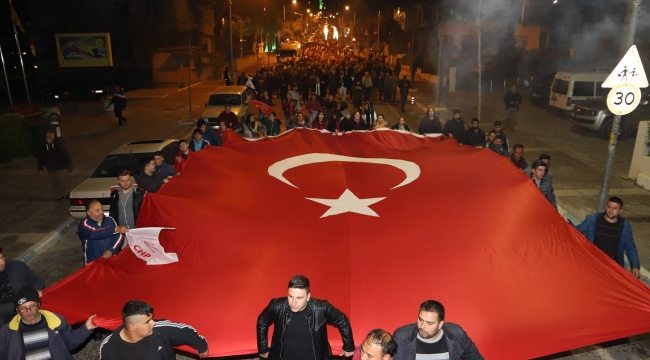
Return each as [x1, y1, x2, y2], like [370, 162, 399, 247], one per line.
[0, 114, 47, 163]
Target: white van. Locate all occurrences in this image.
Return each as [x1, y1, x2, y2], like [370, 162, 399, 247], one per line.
[549, 71, 609, 110]
[276, 41, 302, 63]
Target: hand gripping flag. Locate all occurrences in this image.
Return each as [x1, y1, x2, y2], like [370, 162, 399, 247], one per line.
[41, 130, 650, 359]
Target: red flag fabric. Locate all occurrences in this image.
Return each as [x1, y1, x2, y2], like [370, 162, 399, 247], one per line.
[251, 100, 274, 116]
[42, 130, 650, 359]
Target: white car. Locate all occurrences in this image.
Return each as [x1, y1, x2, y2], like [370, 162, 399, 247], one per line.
[68, 139, 179, 220]
[199, 85, 252, 129]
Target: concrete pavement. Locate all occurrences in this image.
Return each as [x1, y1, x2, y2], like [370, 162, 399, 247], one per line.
[0, 80, 227, 260]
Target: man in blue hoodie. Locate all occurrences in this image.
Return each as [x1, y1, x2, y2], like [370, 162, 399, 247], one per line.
[78, 200, 127, 266]
[575, 197, 640, 278]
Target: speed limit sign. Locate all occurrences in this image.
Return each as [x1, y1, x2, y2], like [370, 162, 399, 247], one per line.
[606, 82, 641, 115]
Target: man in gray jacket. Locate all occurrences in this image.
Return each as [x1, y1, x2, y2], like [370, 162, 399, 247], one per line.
[393, 300, 483, 360]
[0, 248, 45, 326]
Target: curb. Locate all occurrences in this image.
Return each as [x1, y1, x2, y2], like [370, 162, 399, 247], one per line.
[19, 218, 79, 264]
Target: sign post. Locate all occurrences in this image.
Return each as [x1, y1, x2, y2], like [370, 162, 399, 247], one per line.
[598, 44, 648, 211]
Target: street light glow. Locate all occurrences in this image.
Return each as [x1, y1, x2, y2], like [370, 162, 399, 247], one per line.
[292, 0, 296, 3]
[345, 5, 349, 10]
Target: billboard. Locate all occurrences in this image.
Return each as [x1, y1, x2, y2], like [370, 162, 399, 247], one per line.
[55, 33, 113, 68]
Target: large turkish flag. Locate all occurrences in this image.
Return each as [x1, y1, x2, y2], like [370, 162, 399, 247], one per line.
[43, 129, 650, 359]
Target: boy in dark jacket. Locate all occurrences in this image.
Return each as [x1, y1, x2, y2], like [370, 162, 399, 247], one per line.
[100, 300, 209, 360]
[37, 131, 72, 200]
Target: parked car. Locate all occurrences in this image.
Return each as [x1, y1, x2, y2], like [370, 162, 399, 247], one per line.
[68, 139, 179, 220]
[199, 85, 252, 129]
[571, 89, 650, 138]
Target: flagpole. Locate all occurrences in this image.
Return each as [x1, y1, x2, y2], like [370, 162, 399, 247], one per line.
[10, 0, 31, 104]
[0, 42, 14, 109]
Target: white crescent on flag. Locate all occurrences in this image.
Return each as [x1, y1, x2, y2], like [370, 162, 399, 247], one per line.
[267, 153, 421, 190]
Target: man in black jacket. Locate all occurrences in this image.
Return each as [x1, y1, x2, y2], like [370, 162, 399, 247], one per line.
[100, 300, 208, 360]
[464, 118, 486, 148]
[105, 86, 127, 126]
[393, 300, 483, 360]
[442, 109, 466, 143]
[503, 85, 522, 130]
[0, 248, 45, 326]
[398, 76, 411, 112]
[257, 275, 355, 360]
[37, 131, 72, 200]
[109, 170, 146, 230]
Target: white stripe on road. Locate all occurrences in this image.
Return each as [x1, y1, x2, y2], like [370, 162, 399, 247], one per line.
[177, 81, 204, 92]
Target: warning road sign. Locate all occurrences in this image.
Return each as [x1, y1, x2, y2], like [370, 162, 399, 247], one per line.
[606, 82, 641, 115]
[602, 45, 648, 88]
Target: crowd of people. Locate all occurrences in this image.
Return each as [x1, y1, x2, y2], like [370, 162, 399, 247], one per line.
[20, 38, 643, 360]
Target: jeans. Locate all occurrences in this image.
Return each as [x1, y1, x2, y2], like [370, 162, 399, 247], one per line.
[339, 86, 347, 100]
[505, 108, 518, 130]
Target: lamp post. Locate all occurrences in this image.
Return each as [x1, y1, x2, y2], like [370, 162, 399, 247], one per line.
[345, 6, 355, 43]
[229, 0, 234, 81]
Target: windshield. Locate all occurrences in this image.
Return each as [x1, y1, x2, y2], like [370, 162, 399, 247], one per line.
[278, 50, 297, 57]
[91, 153, 154, 178]
[208, 94, 242, 106]
[552, 79, 569, 95]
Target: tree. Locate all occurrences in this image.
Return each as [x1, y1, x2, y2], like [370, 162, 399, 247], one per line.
[282, 18, 303, 40]
[232, 15, 252, 57]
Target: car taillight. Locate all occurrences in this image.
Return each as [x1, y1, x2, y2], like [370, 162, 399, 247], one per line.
[567, 97, 572, 106]
[69, 199, 85, 206]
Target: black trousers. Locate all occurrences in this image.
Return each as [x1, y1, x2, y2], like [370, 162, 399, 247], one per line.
[114, 109, 126, 125]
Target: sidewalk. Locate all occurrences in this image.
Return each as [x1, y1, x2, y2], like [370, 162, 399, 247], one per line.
[0, 80, 224, 260]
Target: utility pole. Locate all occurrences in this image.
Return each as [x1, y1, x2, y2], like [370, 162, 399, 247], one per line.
[0, 42, 13, 109]
[10, 0, 30, 104]
[377, 11, 380, 48]
[229, 0, 234, 82]
[188, 23, 192, 121]
[597, 0, 642, 212]
[435, 29, 441, 105]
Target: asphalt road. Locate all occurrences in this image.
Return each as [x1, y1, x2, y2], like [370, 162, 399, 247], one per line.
[1, 64, 649, 359]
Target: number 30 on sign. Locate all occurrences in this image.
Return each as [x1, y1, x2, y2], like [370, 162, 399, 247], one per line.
[606, 83, 641, 115]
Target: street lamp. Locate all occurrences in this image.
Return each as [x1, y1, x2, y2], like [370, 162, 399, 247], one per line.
[345, 5, 355, 41]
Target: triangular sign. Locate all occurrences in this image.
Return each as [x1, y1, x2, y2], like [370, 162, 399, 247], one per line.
[602, 45, 648, 88]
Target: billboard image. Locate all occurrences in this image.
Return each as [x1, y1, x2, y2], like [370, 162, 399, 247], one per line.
[55, 33, 113, 68]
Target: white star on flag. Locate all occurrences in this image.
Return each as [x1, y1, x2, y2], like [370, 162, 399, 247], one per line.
[305, 189, 386, 218]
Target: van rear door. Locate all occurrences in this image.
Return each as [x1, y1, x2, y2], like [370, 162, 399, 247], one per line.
[550, 77, 570, 110]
